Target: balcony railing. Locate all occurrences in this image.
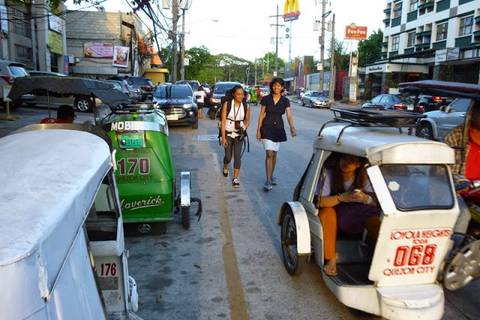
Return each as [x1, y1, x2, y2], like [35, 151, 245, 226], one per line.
[432, 40, 447, 49]
[418, 1, 434, 10]
[436, 0, 450, 12]
[416, 30, 432, 37]
[407, 10, 418, 22]
[391, 17, 401, 27]
[415, 42, 431, 50]
[384, 8, 391, 14]
[459, 0, 474, 5]
[455, 35, 472, 47]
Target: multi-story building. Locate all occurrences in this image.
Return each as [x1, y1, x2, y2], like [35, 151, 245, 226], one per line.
[366, 0, 480, 96]
[65, 10, 151, 78]
[0, 0, 67, 72]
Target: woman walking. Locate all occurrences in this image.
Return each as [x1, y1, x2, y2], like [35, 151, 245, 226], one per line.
[220, 85, 250, 187]
[256, 78, 296, 191]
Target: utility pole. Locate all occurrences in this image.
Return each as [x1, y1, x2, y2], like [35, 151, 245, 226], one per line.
[288, 21, 292, 62]
[179, 8, 186, 80]
[269, 6, 283, 77]
[319, 0, 326, 92]
[275, 5, 279, 76]
[171, 0, 179, 82]
[329, 13, 336, 102]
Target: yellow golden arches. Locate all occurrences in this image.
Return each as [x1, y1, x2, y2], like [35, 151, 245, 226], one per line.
[283, 0, 300, 21]
[284, 0, 300, 15]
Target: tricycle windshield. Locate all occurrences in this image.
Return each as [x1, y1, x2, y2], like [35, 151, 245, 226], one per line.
[102, 109, 168, 135]
[380, 164, 454, 211]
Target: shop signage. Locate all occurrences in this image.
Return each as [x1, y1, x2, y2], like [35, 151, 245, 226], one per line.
[84, 42, 114, 58]
[112, 46, 130, 68]
[435, 48, 460, 64]
[48, 31, 64, 55]
[48, 14, 63, 34]
[367, 64, 387, 73]
[283, 0, 300, 22]
[0, 5, 8, 33]
[345, 24, 368, 40]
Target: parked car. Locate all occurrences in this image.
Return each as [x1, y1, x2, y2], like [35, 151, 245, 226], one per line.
[208, 81, 241, 119]
[362, 94, 419, 112]
[153, 84, 198, 129]
[126, 76, 154, 101]
[416, 98, 472, 140]
[23, 71, 97, 112]
[108, 76, 141, 102]
[0, 60, 29, 108]
[301, 91, 332, 108]
[416, 95, 453, 113]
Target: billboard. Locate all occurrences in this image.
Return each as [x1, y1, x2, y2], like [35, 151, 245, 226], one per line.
[345, 24, 368, 40]
[283, 0, 300, 22]
[112, 46, 130, 68]
[84, 42, 114, 58]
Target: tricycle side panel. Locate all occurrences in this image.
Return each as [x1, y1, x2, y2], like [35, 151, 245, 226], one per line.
[369, 213, 456, 286]
[108, 130, 176, 222]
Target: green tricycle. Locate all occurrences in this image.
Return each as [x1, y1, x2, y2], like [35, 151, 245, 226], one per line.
[100, 105, 202, 233]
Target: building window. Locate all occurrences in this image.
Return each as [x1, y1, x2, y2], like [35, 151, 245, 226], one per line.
[436, 22, 448, 41]
[15, 45, 32, 63]
[409, 0, 418, 12]
[9, 7, 31, 38]
[407, 31, 416, 47]
[459, 15, 473, 36]
[392, 35, 400, 51]
[393, 2, 403, 18]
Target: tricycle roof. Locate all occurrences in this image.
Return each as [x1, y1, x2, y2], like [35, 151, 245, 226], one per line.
[317, 125, 455, 165]
[0, 129, 111, 266]
[399, 80, 480, 100]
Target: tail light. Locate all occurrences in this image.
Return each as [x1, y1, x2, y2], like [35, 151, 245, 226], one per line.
[2, 75, 14, 85]
[393, 104, 406, 110]
[432, 96, 442, 103]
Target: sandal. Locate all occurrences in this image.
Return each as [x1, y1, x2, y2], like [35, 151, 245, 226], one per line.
[323, 263, 338, 276]
[222, 168, 228, 177]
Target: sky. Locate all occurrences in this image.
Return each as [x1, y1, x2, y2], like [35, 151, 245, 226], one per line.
[66, 0, 386, 62]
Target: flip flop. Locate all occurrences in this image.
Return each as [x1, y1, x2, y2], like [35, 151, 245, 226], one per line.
[323, 264, 338, 276]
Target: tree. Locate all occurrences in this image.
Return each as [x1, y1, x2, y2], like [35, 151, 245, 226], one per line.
[357, 29, 384, 67]
[334, 40, 350, 71]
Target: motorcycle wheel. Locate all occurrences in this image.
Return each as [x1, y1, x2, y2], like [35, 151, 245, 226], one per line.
[443, 239, 480, 291]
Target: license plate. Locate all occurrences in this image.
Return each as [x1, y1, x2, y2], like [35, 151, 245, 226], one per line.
[119, 133, 144, 149]
[407, 104, 414, 111]
[167, 114, 179, 120]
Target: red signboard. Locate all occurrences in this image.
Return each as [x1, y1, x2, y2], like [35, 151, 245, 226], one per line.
[345, 25, 368, 40]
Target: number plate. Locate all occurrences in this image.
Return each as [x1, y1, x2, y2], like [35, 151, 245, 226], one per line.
[119, 134, 144, 149]
[166, 114, 179, 121]
[407, 104, 414, 111]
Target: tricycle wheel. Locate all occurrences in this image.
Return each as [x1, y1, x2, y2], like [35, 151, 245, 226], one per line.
[181, 206, 190, 230]
[281, 210, 306, 276]
[443, 239, 480, 291]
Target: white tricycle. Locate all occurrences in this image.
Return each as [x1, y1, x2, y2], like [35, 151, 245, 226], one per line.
[278, 108, 467, 320]
[0, 125, 141, 320]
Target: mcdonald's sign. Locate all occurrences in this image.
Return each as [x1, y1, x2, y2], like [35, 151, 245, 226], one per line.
[283, 0, 300, 22]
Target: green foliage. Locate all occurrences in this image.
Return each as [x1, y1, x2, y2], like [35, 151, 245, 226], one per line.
[334, 40, 350, 71]
[357, 29, 384, 67]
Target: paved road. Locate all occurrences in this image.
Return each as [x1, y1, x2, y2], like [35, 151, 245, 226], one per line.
[1, 104, 478, 320]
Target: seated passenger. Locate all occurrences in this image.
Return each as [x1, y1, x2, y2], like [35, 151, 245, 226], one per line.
[40, 105, 76, 124]
[315, 154, 380, 276]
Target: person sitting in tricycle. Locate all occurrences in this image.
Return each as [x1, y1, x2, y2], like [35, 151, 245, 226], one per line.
[315, 153, 380, 276]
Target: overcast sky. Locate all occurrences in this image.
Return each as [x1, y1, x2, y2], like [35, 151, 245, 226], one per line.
[66, 0, 385, 62]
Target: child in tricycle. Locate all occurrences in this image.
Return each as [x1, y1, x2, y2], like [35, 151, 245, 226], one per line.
[315, 154, 381, 276]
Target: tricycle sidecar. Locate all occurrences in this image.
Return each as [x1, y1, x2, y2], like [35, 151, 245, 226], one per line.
[278, 110, 461, 320]
[0, 128, 140, 320]
[101, 104, 201, 232]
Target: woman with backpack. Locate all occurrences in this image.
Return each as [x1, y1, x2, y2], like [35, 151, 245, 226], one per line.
[220, 85, 250, 187]
[256, 78, 296, 191]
